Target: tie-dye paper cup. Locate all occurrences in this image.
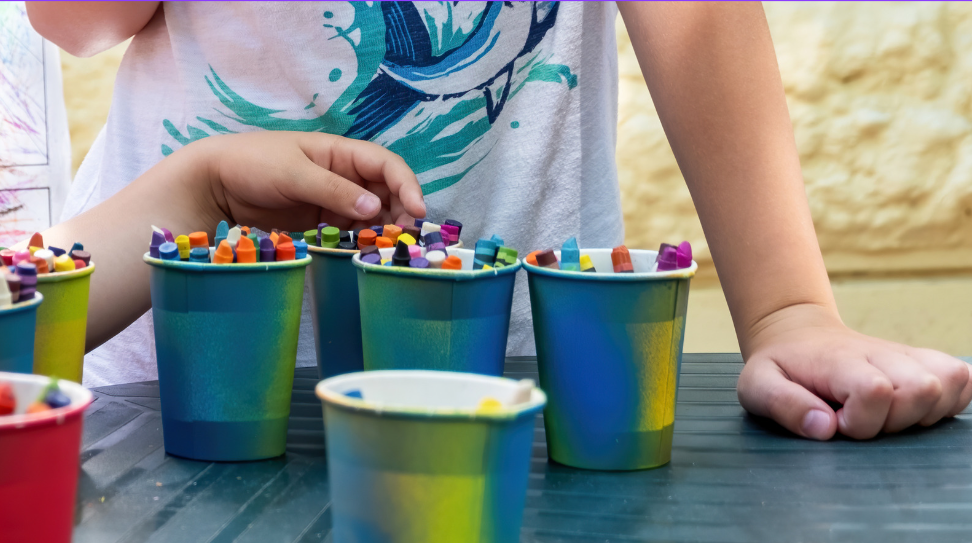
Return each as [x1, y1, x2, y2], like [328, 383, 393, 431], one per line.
[353, 247, 519, 376]
[307, 245, 364, 379]
[0, 293, 42, 374]
[316, 370, 546, 543]
[0, 372, 93, 543]
[525, 248, 696, 470]
[145, 253, 310, 461]
[34, 264, 95, 382]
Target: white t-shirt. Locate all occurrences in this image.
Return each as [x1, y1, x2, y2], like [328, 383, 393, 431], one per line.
[65, 1, 624, 386]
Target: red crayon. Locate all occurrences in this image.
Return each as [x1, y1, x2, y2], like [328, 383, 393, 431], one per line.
[535, 249, 559, 270]
[611, 245, 634, 273]
[276, 242, 296, 261]
[28, 232, 43, 249]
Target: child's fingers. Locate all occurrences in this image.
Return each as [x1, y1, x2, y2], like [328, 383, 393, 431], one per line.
[866, 352, 941, 433]
[906, 348, 971, 425]
[947, 370, 972, 417]
[286, 158, 383, 221]
[737, 357, 837, 440]
[827, 357, 894, 439]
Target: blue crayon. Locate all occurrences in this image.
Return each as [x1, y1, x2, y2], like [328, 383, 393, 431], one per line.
[189, 247, 210, 263]
[48, 246, 66, 257]
[370, 225, 383, 236]
[69, 242, 83, 254]
[294, 240, 309, 259]
[561, 237, 581, 271]
[473, 238, 497, 269]
[214, 220, 229, 251]
[159, 242, 180, 261]
[414, 218, 426, 230]
[259, 236, 276, 262]
[150, 231, 166, 258]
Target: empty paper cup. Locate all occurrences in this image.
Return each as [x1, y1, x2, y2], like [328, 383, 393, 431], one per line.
[317, 370, 545, 543]
[307, 245, 364, 379]
[145, 253, 310, 461]
[0, 372, 93, 543]
[526, 248, 696, 470]
[34, 264, 95, 382]
[0, 293, 43, 374]
[353, 247, 520, 376]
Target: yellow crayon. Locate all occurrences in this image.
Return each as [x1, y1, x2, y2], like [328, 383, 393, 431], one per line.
[175, 235, 191, 260]
[53, 254, 76, 272]
[398, 233, 417, 245]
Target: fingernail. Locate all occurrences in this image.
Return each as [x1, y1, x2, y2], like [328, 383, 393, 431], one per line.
[801, 409, 831, 440]
[355, 194, 380, 216]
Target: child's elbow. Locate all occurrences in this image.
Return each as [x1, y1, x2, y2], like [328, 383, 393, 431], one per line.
[25, 3, 96, 57]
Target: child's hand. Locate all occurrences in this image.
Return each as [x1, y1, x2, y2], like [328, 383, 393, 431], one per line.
[737, 304, 972, 440]
[190, 131, 426, 232]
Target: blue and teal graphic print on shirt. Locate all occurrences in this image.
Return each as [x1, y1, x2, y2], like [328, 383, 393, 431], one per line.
[162, 2, 577, 196]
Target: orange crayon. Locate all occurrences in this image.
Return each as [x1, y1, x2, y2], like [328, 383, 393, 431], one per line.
[236, 236, 256, 263]
[29, 255, 48, 274]
[525, 250, 540, 266]
[276, 242, 296, 261]
[357, 229, 377, 249]
[188, 232, 209, 249]
[214, 240, 234, 264]
[442, 255, 463, 270]
[269, 232, 279, 247]
[278, 233, 293, 246]
[241, 226, 250, 235]
[28, 232, 43, 249]
[382, 225, 402, 244]
[375, 236, 393, 249]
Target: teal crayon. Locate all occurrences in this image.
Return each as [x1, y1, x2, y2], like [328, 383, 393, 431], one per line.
[561, 237, 580, 271]
[189, 247, 210, 263]
[473, 238, 497, 269]
[214, 220, 229, 250]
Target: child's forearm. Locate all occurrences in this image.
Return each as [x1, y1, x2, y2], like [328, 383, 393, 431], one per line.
[26, 1, 160, 57]
[618, 2, 837, 354]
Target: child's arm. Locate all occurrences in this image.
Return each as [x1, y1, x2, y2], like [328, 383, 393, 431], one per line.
[617, 2, 972, 439]
[26, 1, 159, 57]
[25, 132, 425, 351]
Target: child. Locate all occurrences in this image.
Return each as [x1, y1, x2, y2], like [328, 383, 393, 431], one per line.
[27, 2, 972, 440]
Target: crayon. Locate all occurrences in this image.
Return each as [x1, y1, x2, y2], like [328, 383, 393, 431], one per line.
[28, 232, 43, 249]
[317, 223, 329, 245]
[535, 249, 559, 270]
[525, 250, 540, 266]
[482, 264, 493, 271]
[5, 274, 20, 303]
[677, 241, 693, 269]
[426, 251, 445, 268]
[656, 244, 677, 271]
[408, 245, 422, 259]
[383, 225, 402, 244]
[160, 227, 174, 243]
[392, 241, 411, 267]
[380, 258, 390, 265]
[580, 254, 596, 273]
[34, 249, 55, 272]
[276, 242, 296, 261]
[71, 250, 91, 266]
[247, 233, 260, 256]
[612, 245, 634, 273]
[414, 218, 426, 230]
[321, 226, 340, 248]
[489, 234, 503, 247]
[48, 246, 66, 257]
[159, 242, 180, 261]
[445, 219, 463, 237]
[53, 255, 75, 272]
[29, 256, 48, 274]
[0, 249, 14, 266]
[361, 253, 381, 265]
[375, 236, 393, 249]
[361, 245, 379, 257]
[338, 241, 357, 250]
[241, 226, 250, 235]
[441, 224, 460, 245]
[278, 232, 293, 246]
[0, 276, 10, 308]
[189, 247, 211, 263]
[409, 257, 429, 269]
[402, 226, 421, 243]
[259, 237, 276, 262]
[269, 232, 279, 247]
[73, 259, 87, 269]
[420, 222, 441, 237]
[398, 233, 417, 246]
[370, 225, 384, 237]
[189, 232, 209, 250]
[69, 242, 84, 254]
[175, 235, 191, 260]
[357, 229, 377, 249]
[294, 240, 309, 259]
[150, 231, 166, 258]
[214, 240, 235, 264]
[473, 239, 497, 269]
[215, 220, 229, 250]
[28, 246, 40, 256]
[442, 255, 463, 270]
[226, 226, 242, 249]
[340, 231, 352, 244]
[560, 237, 580, 271]
[423, 231, 446, 253]
[237, 236, 257, 263]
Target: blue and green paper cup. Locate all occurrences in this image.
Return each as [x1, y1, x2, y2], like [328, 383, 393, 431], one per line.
[145, 253, 310, 461]
[316, 370, 546, 543]
[353, 247, 520, 376]
[307, 245, 364, 379]
[0, 293, 43, 374]
[34, 265, 95, 382]
[525, 248, 696, 470]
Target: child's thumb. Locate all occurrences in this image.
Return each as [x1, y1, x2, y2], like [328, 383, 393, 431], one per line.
[737, 357, 837, 440]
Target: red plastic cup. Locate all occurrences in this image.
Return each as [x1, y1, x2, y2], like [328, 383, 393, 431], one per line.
[0, 372, 93, 543]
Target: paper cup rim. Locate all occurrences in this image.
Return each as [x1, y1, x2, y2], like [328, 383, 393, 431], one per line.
[143, 252, 311, 271]
[524, 248, 697, 281]
[351, 248, 521, 280]
[308, 239, 464, 258]
[316, 370, 546, 421]
[0, 372, 92, 431]
[35, 262, 95, 283]
[0, 292, 43, 315]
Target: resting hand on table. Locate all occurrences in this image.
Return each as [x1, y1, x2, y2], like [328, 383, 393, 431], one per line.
[737, 303, 972, 440]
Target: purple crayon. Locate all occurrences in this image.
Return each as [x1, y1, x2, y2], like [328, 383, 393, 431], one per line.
[259, 236, 276, 262]
[361, 253, 381, 265]
[444, 219, 463, 237]
[656, 244, 678, 271]
[150, 231, 166, 258]
[409, 257, 429, 269]
[161, 227, 174, 243]
[676, 241, 692, 269]
[440, 224, 459, 245]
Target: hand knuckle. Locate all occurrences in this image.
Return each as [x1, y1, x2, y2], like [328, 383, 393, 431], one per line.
[910, 374, 942, 404]
[859, 376, 894, 403]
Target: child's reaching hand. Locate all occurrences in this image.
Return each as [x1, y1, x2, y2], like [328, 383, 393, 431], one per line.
[30, 131, 426, 350]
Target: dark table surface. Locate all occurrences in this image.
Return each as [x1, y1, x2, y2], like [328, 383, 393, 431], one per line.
[73, 354, 972, 543]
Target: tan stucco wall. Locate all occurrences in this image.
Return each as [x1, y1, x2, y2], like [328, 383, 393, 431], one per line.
[59, 2, 972, 354]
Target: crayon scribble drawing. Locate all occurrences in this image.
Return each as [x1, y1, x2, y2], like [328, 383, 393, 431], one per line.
[0, 1, 61, 248]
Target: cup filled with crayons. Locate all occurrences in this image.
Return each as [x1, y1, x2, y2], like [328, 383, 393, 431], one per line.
[0, 268, 43, 374]
[525, 238, 696, 470]
[353, 222, 520, 377]
[1, 236, 94, 382]
[0, 373, 93, 543]
[144, 222, 310, 461]
[316, 370, 546, 543]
